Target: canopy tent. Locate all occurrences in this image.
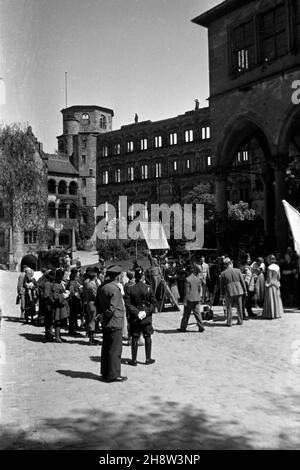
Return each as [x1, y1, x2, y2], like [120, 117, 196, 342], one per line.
[282, 200, 300, 256]
[139, 222, 170, 251]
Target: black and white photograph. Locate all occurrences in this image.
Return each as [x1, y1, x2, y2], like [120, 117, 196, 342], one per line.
[0, 0, 300, 457]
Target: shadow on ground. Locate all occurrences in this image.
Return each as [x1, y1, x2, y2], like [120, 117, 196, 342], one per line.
[0, 397, 255, 450]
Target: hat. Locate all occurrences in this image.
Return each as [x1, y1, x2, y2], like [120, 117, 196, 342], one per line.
[106, 265, 123, 277]
[86, 266, 98, 276]
[223, 257, 232, 266]
[134, 267, 144, 280]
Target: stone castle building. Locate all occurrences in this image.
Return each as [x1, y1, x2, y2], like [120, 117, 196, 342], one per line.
[96, 106, 212, 220]
[46, 105, 114, 248]
[192, 0, 300, 252]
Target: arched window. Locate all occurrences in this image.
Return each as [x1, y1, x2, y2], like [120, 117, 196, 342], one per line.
[0, 230, 5, 247]
[69, 181, 77, 195]
[0, 201, 4, 218]
[48, 179, 56, 194]
[58, 202, 67, 219]
[82, 113, 90, 123]
[58, 180, 67, 195]
[69, 204, 77, 219]
[100, 114, 106, 129]
[48, 202, 56, 219]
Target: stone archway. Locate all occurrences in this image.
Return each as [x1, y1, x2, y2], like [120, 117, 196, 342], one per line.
[215, 117, 275, 253]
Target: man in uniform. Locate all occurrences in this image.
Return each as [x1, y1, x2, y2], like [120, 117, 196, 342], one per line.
[83, 266, 98, 345]
[125, 267, 156, 366]
[96, 265, 127, 382]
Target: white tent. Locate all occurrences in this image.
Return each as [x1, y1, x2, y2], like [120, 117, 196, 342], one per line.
[282, 200, 300, 256]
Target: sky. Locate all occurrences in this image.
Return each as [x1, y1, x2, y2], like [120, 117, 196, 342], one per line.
[0, 0, 220, 153]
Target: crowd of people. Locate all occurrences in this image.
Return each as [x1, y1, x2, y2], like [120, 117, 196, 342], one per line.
[15, 246, 296, 382]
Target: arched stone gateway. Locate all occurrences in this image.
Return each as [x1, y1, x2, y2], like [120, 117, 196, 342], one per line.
[59, 230, 72, 248]
[215, 117, 277, 253]
[21, 254, 38, 271]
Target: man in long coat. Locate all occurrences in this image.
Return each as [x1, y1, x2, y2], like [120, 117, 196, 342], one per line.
[220, 257, 247, 327]
[96, 265, 127, 383]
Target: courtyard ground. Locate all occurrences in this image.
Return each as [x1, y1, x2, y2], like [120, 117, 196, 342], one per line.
[0, 269, 300, 450]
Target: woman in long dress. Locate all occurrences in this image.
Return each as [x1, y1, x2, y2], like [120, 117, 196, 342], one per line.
[262, 255, 284, 319]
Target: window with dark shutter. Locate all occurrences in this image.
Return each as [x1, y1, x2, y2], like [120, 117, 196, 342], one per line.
[231, 19, 255, 74]
[260, 4, 288, 62]
[295, 0, 300, 51]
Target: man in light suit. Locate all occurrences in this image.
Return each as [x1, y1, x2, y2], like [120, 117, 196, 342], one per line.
[220, 257, 247, 327]
[177, 265, 205, 333]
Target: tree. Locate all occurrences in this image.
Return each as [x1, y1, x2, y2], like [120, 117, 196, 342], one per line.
[77, 206, 96, 248]
[0, 124, 48, 253]
[184, 183, 258, 254]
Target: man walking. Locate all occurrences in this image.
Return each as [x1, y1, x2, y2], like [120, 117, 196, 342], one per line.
[177, 265, 205, 333]
[125, 267, 156, 366]
[83, 267, 98, 345]
[220, 257, 247, 327]
[96, 265, 127, 383]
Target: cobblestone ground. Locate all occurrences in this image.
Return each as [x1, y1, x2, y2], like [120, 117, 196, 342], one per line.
[1, 271, 300, 450]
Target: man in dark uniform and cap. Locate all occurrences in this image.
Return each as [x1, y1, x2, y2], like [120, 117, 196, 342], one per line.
[125, 267, 157, 366]
[83, 266, 98, 345]
[96, 265, 127, 382]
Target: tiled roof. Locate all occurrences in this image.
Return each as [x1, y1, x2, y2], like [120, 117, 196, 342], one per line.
[46, 155, 79, 176]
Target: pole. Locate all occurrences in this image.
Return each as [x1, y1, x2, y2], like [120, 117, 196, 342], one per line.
[65, 72, 68, 108]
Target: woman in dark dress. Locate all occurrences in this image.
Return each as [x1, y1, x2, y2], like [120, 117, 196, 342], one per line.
[52, 268, 70, 343]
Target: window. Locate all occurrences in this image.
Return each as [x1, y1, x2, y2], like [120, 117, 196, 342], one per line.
[295, 0, 300, 50]
[69, 204, 77, 219]
[58, 180, 67, 194]
[127, 141, 134, 153]
[128, 167, 134, 181]
[155, 163, 162, 178]
[103, 171, 108, 185]
[140, 138, 148, 151]
[185, 130, 194, 143]
[0, 231, 4, 247]
[201, 126, 211, 140]
[58, 203, 67, 219]
[173, 161, 178, 172]
[102, 146, 108, 157]
[236, 148, 249, 164]
[69, 181, 77, 195]
[155, 136, 162, 148]
[115, 169, 121, 183]
[260, 4, 288, 62]
[24, 231, 37, 245]
[82, 137, 87, 149]
[48, 179, 56, 194]
[0, 201, 4, 218]
[141, 164, 148, 180]
[82, 155, 87, 165]
[231, 20, 255, 73]
[114, 143, 121, 155]
[207, 155, 212, 167]
[82, 177, 86, 187]
[100, 114, 107, 129]
[170, 132, 177, 146]
[24, 203, 33, 216]
[48, 202, 56, 218]
[89, 168, 93, 177]
[82, 113, 90, 123]
[82, 197, 87, 206]
[186, 159, 190, 170]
